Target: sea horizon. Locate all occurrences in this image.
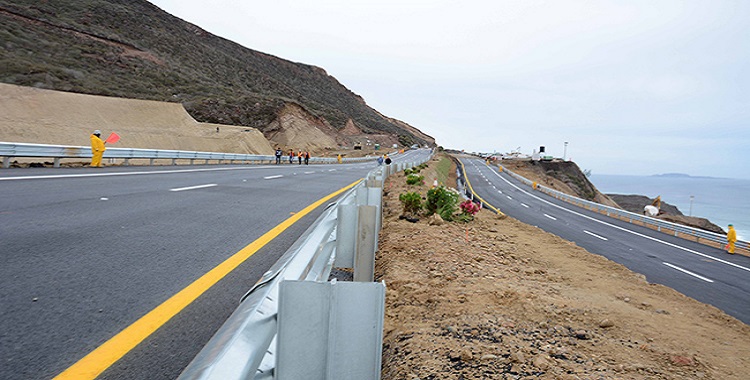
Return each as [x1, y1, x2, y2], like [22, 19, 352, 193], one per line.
[590, 173, 749, 242]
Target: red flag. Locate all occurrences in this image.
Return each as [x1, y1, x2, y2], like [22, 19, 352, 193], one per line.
[105, 132, 120, 144]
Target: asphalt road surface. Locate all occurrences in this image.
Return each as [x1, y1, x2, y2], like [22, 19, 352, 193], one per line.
[0, 149, 430, 380]
[459, 157, 750, 325]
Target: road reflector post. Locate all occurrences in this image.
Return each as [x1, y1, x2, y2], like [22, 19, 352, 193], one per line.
[276, 280, 385, 380]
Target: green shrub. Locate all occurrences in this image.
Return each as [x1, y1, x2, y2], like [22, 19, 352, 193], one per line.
[399, 192, 423, 215]
[426, 186, 458, 221]
[404, 168, 413, 176]
[406, 174, 424, 186]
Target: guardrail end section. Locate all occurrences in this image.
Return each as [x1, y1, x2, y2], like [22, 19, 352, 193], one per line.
[276, 280, 385, 380]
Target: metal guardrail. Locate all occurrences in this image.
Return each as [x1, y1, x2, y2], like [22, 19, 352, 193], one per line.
[497, 164, 749, 251]
[178, 153, 432, 380]
[0, 141, 376, 168]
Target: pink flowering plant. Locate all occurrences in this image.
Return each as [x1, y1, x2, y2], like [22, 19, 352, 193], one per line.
[459, 200, 481, 216]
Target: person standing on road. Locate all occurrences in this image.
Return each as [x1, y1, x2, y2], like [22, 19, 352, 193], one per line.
[275, 147, 283, 164]
[377, 155, 384, 166]
[90, 130, 106, 167]
[304, 151, 310, 165]
[727, 224, 737, 254]
[298, 150, 303, 165]
[288, 149, 295, 164]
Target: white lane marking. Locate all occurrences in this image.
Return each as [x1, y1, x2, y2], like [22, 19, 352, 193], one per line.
[328, 169, 337, 172]
[100, 197, 109, 201]
[544, 214, 557, 220]
[484, 162, 750, 274]
[0, 166, 270, 181]
[304, 171, 315, 174]
[584, 230, 608, 241]
[170, 184, 217, 192]
[521, 203, 529, 208]
[264, 175, 283, 180]
[663, 262, 714, 283]
[506, 195, 513, 200]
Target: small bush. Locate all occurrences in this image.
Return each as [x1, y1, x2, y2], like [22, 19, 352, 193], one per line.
[406, 174, 424, 186]
[459, 200, 481, 216]
[426, 186, 458, 221]
[404, 168, 413, 176]
[399, 192, 423, 215]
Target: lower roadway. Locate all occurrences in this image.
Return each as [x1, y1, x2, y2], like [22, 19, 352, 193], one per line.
[459, 157, 750, 325]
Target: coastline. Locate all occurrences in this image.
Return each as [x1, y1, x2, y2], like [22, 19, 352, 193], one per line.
[591, 174, 749, 241]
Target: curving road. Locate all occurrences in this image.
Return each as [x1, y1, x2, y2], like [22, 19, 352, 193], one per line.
[459, 157, 750, 325]
[0, 149, 430, 380]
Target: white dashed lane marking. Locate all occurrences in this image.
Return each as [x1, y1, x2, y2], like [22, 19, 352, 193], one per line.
[263, 175, 283, 180]
[663, 262, 714, 283]
[170, 184, 218, 192]
[583, 230, 608, 241]
[544, 214, 557, 220]
[521, 203, 529, 208]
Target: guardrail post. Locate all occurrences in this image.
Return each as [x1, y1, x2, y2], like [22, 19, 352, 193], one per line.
[276, 280, 385, 380]
[53, 158, 60, 168]
[149, 158, 155, 166]
[123, 158, 130, 166]
[2, 157, 9, 168]
[172, 158, 177, 165]
[354, 205, 377, 282]
[335, 204, 358, 268]
[190, 159, 195, 165]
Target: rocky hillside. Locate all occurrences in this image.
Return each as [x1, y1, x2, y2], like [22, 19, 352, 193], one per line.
[500, 160, 619, 207]
[0, 0, 434, 150]
[607, 194, 725, 234]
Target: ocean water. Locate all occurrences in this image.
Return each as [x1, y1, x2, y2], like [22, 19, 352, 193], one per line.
[590, 174, 750, 241]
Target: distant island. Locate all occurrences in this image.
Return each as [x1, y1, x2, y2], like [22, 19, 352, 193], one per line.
[652, 173, 719, 179]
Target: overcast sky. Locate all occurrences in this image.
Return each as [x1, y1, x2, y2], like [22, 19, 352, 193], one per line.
[149, 0, 749, 179]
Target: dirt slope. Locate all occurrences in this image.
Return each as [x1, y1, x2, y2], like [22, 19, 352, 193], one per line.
[0, 83, 273, 154]
[378, 158, 750, 379]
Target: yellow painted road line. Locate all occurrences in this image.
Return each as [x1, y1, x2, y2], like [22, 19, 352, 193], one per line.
[54, 179, 362, 380]
[457, 159, 504, 216]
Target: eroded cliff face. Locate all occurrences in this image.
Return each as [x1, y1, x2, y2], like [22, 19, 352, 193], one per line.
[0, 83, 274, 154]
[262, 105, 416, 152]
[501, 160, 619, 207]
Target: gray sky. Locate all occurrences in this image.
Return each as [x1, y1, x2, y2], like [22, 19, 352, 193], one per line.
[149, 0, 749, 179]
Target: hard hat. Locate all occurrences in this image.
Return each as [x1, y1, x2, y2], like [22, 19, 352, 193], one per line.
[93, 129, 101, 135]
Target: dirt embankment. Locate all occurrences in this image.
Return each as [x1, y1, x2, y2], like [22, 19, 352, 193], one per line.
[0, 83, 274, 155]
[377, 156, 750, 379]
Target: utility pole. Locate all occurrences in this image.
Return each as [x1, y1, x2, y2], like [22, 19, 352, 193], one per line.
[689, 195, 694, 216]
[563, 142, 569, 161]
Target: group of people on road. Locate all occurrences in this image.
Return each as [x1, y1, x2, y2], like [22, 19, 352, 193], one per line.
[376, 154, 392, 166]
[275, 147, 310, 165]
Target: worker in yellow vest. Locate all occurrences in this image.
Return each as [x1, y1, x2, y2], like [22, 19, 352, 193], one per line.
[727, 224, 737, 254]
[90, 130, 106, 167]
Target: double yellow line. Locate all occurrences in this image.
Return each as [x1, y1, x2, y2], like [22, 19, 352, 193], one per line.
[55, 179, 362, 379]
[457, 159, 505, 217]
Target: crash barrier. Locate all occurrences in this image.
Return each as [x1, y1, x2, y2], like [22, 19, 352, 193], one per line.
[178, 155, 432, 380]
[497, 164, 749, 252]
[0, 141, 376, 168]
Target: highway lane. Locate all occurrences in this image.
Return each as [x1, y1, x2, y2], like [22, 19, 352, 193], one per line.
[459, 157, 750, 324]
[0, 152, 433, 380]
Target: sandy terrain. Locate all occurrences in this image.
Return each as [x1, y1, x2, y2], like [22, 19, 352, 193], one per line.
[377, 156, 750, 379]
[0, 83, 273, 155]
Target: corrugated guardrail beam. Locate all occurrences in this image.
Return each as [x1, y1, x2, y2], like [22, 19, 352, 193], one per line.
[178, 153, 432, 380]
[0, 141, 376, 168]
